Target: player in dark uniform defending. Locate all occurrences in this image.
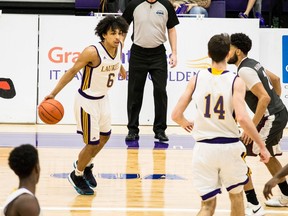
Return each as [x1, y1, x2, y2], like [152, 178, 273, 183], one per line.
[122, 0, 179, 142]
[228, 33, 288, 215]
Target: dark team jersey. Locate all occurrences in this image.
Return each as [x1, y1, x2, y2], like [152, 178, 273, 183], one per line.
[238, 58, 285, 115]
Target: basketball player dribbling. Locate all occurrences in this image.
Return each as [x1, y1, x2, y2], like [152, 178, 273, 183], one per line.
[43, 15, 129, 195]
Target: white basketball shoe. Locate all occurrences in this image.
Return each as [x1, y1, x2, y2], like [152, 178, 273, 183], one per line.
[245, 202, 265, 216]
[264, 195, 288, 207]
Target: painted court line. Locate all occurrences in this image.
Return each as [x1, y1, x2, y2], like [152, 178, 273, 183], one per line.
[1, 206, 288, 214]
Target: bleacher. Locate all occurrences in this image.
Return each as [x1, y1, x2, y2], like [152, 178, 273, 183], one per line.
[210, 0, 288, 27]
[0, 0, 287, 27]
[73, 0, 288, 21]
[225, 0, 288, 13]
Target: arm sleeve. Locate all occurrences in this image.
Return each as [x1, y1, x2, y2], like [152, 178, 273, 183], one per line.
[161, 0, 179, 29]
[122, 0, 138, 24]
[238, 67, 261, 90]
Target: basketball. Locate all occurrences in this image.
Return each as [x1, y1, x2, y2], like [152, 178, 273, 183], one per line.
[38, 99, 64, 124]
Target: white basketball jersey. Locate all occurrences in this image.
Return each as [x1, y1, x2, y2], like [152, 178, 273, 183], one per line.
[192, 69, 241, 141]
[3, 188, 35, 215]
[79, 42, 122, 98]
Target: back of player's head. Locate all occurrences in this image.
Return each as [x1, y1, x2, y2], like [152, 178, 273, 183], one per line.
[9, 144, 39, 179]
[208, 33, 230, 63]
[95, 15, 129, 41]
[230, 33, 252, 55]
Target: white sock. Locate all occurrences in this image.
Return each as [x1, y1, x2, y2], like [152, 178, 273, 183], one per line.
[75, 168, 84, 176]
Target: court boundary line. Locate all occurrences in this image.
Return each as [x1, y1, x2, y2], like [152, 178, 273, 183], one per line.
[1, 206, 288, 214]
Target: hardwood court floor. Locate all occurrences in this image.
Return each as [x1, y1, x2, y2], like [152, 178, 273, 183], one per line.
[1, 124, 288, 216]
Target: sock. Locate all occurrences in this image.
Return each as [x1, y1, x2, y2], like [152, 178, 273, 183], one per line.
[75, 168, 84, 176]
[278, 181, 288, 196]
[245, 189, 259, 205]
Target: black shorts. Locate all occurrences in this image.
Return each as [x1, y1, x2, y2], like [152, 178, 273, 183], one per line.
[246, 107, 288, 156]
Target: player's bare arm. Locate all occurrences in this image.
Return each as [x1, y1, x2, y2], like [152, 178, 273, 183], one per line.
[119, 41, 127, 80]
[171, 75, 195, 132]
[45, 46, 98, 100]
[233, 77, 270, 163]
[250, 82, 271, 126]
[266, 69, 282, 96]
[241, 81, 271, 144]
[119, 65, 127, 80]
[263, 163, 288, 199]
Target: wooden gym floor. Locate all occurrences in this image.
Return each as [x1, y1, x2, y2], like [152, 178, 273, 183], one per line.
[1, 124, 288, 216]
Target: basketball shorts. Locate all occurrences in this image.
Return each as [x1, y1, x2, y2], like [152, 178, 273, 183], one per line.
[192, 141, 249, 201]
[74, 92, 111, 145]
[248, 107, 288, 156]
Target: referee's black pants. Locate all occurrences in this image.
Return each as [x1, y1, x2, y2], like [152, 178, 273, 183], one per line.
[127, 44, 168, 135]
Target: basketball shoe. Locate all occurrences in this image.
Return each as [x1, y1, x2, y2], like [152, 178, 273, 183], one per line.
[239, 12, 248, 18]
[68, 171, 94, 195]
[245, 202, 265, 216]
[264, 195, 288, 207]
[73, 161, 97, 188]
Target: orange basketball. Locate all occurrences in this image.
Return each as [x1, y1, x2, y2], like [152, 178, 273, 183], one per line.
[38, 99, 64, 124]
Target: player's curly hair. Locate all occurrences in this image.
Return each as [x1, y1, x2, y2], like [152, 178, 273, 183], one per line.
[95, 15, 129, 41]
[230, 33, 252, 55]
[9, 144, 39, 178]
[208, 33, 230, 63]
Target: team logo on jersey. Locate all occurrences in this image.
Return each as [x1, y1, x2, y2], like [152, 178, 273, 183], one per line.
[101, 63, 120, 72]
[282, 36, 288, 83]
[0, 78, 16, 99]
[156, 10, 164, 15]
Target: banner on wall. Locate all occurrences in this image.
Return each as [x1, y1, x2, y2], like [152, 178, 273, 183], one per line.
[259, 29, 288, 109]
[1, 15, 287, 125]
[283, 35, 288, 83]
[38, 16, 260, 125]
[0, 14, 38, 123]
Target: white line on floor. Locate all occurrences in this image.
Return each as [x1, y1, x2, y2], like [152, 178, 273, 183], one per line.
[1, 206, 287, 214]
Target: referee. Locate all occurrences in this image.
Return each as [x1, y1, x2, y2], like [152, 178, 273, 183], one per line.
[122, 0, 179, 142]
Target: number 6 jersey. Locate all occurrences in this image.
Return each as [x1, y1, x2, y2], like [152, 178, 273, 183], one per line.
[79, 42, 122, 99]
